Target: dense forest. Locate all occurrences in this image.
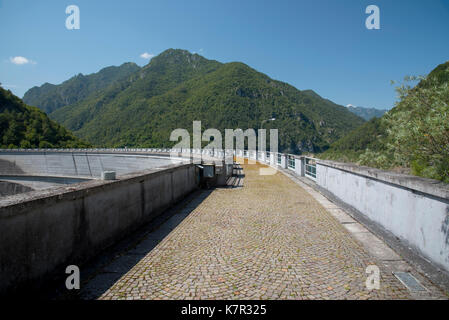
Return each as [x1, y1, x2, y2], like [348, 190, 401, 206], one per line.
[0, 87, 89, 148]
[321, 61, 449, 183]
[24, 49, 365, 153]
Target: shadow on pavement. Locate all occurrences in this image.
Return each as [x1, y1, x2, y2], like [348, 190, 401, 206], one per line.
[53, 189, 213, 300]
[223, 164, 245, 189]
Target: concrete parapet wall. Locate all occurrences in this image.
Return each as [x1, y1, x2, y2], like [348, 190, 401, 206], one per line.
[0, 163, 198, 294]
[246, 153, 449, 274]
[316, 160, 449, 273]
[0, 150, 185, 179]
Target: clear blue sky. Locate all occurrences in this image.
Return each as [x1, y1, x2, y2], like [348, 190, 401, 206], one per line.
[1, 0, 448, 109]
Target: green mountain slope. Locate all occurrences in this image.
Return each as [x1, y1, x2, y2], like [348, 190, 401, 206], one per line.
[321, 60, 449, 182]
[346, 105, 388, 120]
[23, 62, 141, 114]
[48, 49, 365, 153]
[0, 87, 89, 148]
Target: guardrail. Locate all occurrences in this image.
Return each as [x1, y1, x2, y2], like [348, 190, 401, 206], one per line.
[234, 150, 317, 182]
[304, 157, 317, 180]
[287, 155, 295, 170]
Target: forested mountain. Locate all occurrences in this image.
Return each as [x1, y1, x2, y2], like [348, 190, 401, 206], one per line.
[346, 105, 388, 120]
[32, 49, 364, 153]
[0, 87, 89, 148]
[321, 60, 449, 182]
[23, 62, 141, 114]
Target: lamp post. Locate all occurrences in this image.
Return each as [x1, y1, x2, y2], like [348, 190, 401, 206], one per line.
[259, 118, 276, 160]
[260, 117, 276, 130]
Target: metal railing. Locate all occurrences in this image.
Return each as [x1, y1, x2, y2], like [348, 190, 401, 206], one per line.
[277, 153, 282, 165]
[305, 157, 317, 180]
[287, 155, 295, 170]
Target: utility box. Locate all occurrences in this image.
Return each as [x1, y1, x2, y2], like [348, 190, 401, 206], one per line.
[202, 164, 215, 178]
[101, 171, 116, 180]
[196, 163, 216, 189]
[215, 165, 223, 175]
[196, 162, 232, 189]
[226, 163, 234, 176]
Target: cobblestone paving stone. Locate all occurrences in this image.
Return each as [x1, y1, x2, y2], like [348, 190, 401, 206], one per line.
[99, 163, 412, 300]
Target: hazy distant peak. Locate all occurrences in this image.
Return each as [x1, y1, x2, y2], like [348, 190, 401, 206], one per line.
[346, 105, 389, 121]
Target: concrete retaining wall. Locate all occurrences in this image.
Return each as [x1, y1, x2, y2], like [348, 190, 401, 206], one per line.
[316, 161, 449, 273]
[0, 163, 198, 294]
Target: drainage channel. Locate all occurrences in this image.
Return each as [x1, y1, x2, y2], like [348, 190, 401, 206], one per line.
[393, 272, 427, 292]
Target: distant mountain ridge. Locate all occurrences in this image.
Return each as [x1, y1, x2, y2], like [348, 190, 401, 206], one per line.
[23, 49, 365, 153]
[346, 105, 388, 120]
[23, 62, 141, 114]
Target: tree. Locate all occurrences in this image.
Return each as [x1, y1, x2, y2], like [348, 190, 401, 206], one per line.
[384, 76, 449, 182]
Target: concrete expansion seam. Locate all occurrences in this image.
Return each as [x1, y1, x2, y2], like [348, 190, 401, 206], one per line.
[271, 165, 448, 300]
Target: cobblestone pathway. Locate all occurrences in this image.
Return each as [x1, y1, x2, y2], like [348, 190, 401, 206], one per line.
[98, 163, 412, 300]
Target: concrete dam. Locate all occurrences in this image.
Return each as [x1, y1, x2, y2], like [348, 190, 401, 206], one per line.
[0, 148, 448, 299]
[0, 150, 188, 194]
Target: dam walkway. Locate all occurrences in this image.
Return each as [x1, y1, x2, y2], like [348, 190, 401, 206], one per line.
[74, 162, 445, 300]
